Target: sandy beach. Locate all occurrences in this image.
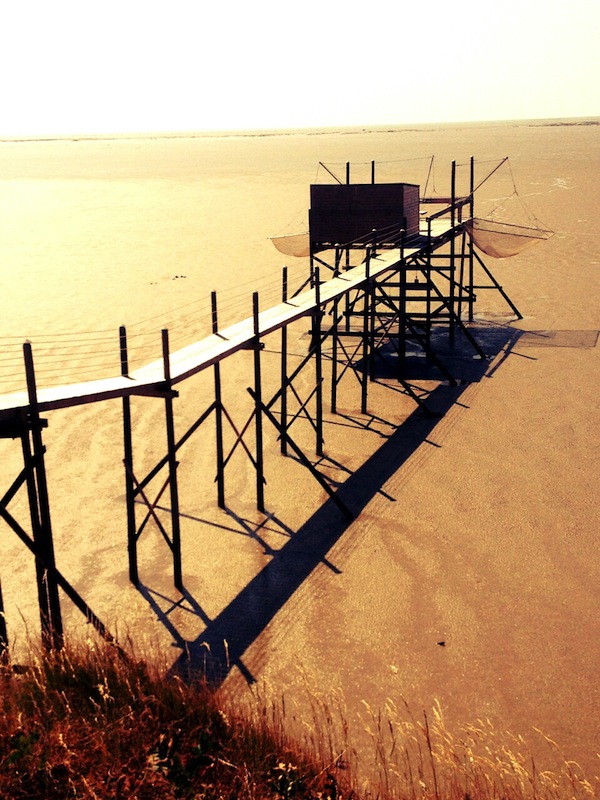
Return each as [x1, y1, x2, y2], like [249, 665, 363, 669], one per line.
[0, 119, 598, 781]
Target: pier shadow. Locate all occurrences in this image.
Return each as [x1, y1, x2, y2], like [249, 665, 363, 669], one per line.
[146, 323, 525, 686]
[164, 382, 472, 686]
[369, 322, 525, 384]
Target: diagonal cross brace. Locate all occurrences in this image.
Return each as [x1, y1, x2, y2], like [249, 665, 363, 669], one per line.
[0, 503, 120, 650]
[248, 387, 353, 520]
[125, 463, 175, 551]
[133, 400, 217, 497]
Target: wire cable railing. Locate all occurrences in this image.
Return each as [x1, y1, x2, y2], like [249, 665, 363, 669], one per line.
[0, 259, 311, 394]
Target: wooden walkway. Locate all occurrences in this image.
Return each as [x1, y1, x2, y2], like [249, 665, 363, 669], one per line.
[0, 222, 450, 421]
[0, 253, 387, 418]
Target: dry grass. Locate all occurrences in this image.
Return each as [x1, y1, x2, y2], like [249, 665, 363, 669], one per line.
[354, 697, 598, 799]
[0, 639, 343, 799]
[0, 639, 597, 799]
[232, 679, 598, 800]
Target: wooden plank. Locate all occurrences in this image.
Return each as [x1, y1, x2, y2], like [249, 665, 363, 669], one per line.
[0, 377, 168, 419]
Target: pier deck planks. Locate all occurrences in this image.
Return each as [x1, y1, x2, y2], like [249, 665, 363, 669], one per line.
[0, 219, 453, 420]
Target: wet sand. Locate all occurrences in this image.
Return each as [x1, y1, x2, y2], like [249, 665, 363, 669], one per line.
[0, 119, 598, 779]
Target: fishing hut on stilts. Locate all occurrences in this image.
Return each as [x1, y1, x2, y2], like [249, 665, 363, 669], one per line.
[0, 156, 553, 653]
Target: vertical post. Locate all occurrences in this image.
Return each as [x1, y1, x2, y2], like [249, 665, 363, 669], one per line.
[361, 254, 371, 414]
[212, 292, 226, 508]
[331, 293, 339, 414]
[451, 160, 457, 228]
[469, 156, 475, 322]
[449, 160, 457, 340]
[426, 216, 432, 347]
[398, 232, 407, 380]
[23, 342, 63, 650]
[458, 231, 466, 322]
[280, 270, 288, 456]
[334, 247, 341, 277]
[371, 160, 375, 184]
[344, 288, 351, 333]
[162, 329, 183, 591]
[314, 269, 324, 457]
[119, 325, 129, 377]
[368, 231, 377, 381]
[0, 580, 7, 658]
[345, 161, 350, 185]
[120, 326, 138, 586]
[252, 293, 265, 512]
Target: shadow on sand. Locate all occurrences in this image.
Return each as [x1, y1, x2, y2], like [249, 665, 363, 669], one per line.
[136, 324, 524, 686]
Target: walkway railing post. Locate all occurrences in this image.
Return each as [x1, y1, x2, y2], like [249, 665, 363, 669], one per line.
[469, 156, 475, 322]
[162, 329, 183, 591]
[211, 292, 225, 508]
[426, 216, 432, 347]
[119, 325, 129, 377]
[23, 342, 63, 650]
[120, 326, 138, 586]
[252, 293, 265, 512]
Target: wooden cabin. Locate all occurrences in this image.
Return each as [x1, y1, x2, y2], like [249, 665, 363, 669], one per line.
[309, 182, 420, 253]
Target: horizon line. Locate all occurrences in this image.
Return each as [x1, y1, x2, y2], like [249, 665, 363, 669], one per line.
[1, 115, 598, 145]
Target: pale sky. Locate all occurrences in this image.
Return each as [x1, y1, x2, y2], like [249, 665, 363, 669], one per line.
[1, 0, 598, 137]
